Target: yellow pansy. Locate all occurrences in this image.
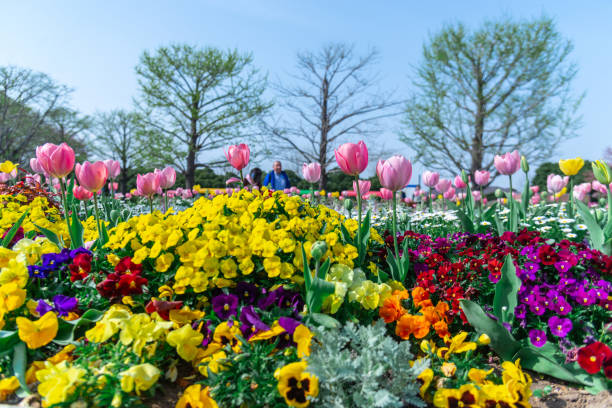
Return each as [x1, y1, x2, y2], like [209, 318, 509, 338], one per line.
[417, 368, 433, 398]
[176, 384, 218, 408]
[36, 361, 86, 407]
[0, 256, 28, 288]
[274, 361, 318, 408]
[119, 363, 160, 395]
[467, 367, 494, 385]
[441, 362, 457, 377]
[166, 324, 204, 361]
[0, 282, 26, 314]
[294, 324, 313, 358]
[433, 384, 479, 408]
[436, 332, 477, 360]
[17, 312, 58, 349]
[0, 376, 19, 401]
[558, 157, 584, 176]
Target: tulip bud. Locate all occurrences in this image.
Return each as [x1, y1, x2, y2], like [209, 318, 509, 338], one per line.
[495, 189, 503, 198]
[595, 208, 604, 223]
[592, 160, 612, 184]
[110, 210, 120, 223]
[310, 241, 328, 262]
[540, 191, 548, 200]
[461, 169, 468, 184]
[343, 198, 354, 211]
[521, 156, 529, 173]
[599, 198, 607, 207]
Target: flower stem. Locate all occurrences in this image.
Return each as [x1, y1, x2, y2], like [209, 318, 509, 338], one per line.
[392, 190, 401, 280]
[355, 176, 362, 246]
[149, 197, 153, 214]
[59, 178, 71, 240]
[428, 187, 432, 213]
[93, 193, 103, 244]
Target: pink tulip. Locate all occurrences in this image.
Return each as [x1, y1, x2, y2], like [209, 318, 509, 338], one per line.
[474, 170, 490, 186]
[226, 187, 233, 196]
[376, 155, 412, 191]
[422, 171, 439, 188]
[573, 187, 587, 201]
[108, 182, 118, 191]
[73, 185, 93, 201]
[379, 188, 394, 201]
[577, 182, 591, 193]
[103, 159, 121, 179]
[454, 175, 467, 189]
[443, 187, 456, 201]
[284, 188, 291, 194]
[353, 179, 371, 197]
[546, 174, 568, 194]
[225, 144, 250, 171]
[334, 141, 368, 176]
[137, 172, 162, 197]
[0, 169, 17, 183]
[75, 161, 109, 193]
[156, 166, 176, 189]
[25, 173, 41, 186]
[182, 190, 193, 199]
[29, 158, 45, 174]
[592, 181, 608, 194]
[472, 190, 481, 202]
[226, 177, 241, 185]
[36, 142, 75, 179]
[530, 185, 540, 193]
[302, 162, 321, 183]
[114, 193, 124, 199]
[435, 179, 452, 193]
[494, 150, 520, 176]
[531, 194, 541, 205]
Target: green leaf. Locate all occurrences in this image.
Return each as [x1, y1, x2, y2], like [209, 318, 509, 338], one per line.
[460, 299, 520, 361]
[301, 245, 312, 291]
[575, 200, 605, 251]
[69, 207, 84, 249]
[0, 330, 19, 351]
[12, 342, 30, 394]
[317, 258, 331, 280]
[33, 222, 62, 248]
[521, 177, 530, 220]
[493, 255, 520, 323]
[310, 312, 340, 329]
[514, 347, 594, 387]
[1, 210, 29, 247]
[308, 278, 335, 314]
[339, 223, 353, 246]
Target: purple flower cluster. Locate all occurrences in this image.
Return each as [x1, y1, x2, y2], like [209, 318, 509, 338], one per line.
[36, 295, 78, 317]
[206, 283, 304, 345]
[515, 242, 610, 348]
[27, 247, 92, 279]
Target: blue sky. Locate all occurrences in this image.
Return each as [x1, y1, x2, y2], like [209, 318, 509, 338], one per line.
[1, 1, 610, 182]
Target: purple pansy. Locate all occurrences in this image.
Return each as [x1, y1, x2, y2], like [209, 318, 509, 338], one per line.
[212, 294, 239, 320]
[548, 316, 572, 337]
[529, 329, 547, 347]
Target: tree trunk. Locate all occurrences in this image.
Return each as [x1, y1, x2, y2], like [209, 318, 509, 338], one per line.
[471, 65, 485, 186]
[186, 117, 198, 189]
[319, 166, 327, 190]
[319, 77, 329, 190]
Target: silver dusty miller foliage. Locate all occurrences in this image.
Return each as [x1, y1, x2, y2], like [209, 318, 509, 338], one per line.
[306, 319, 429, 408]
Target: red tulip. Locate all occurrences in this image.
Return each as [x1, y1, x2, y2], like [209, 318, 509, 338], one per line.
[302, 162, 321, 183]
[225, 144, 250, 171]
[137, 172, 162, 197]
[335, 141, 368, 176]
[36, 143, 75, 178]
[73, 185, 93, 201]
[376, 155, 412, 192]
[75, 161, 109, 193]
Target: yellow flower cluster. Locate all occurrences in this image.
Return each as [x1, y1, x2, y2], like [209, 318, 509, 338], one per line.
[85, 305, 173, 356]
[105, 189, 380, 295]
[432, 359, 532, 408]
[322, 263, 392, 313]
[0, 195, 99, 244]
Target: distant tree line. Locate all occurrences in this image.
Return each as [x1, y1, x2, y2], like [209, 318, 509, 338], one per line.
[1, 16, 589, 191]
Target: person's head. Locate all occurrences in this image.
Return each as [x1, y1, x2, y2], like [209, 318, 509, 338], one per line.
[249, 167, 262, 187]
[273, 161, 282, 174]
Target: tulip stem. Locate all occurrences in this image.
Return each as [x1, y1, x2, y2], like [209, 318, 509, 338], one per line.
[428, 187, 433, 213]
[149, 197, 154, 214]
[392, 190, 400, 280]
[59, 178, 71, 239]
[164, 190, 168, 213]
[93, 193, 103, 246]
[355, 175, 362, 245]
[479, 185, 484, 215]
[568, 177, 574, 218]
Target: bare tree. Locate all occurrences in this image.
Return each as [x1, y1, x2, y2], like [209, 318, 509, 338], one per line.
[0, 66, 71, 162]
[46, 107, 92, 161]
[401, 17, 582, 183]
[262, 43, 401, 189]
[94, 110, 141, 193]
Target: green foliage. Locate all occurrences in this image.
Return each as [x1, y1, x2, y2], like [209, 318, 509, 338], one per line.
[306, 320, 428, 408]
[206, 339, 292, 407]
[402, 16, 582, 182]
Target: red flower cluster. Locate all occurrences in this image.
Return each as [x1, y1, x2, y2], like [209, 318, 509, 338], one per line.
[69, 252, 92, 282]
[97, 257, 148, 299]
[577, 342, 612, 378]
[145, 299, 183, 320]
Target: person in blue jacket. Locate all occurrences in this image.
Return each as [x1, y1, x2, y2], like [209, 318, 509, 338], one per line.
[263, 161, 291, 190]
